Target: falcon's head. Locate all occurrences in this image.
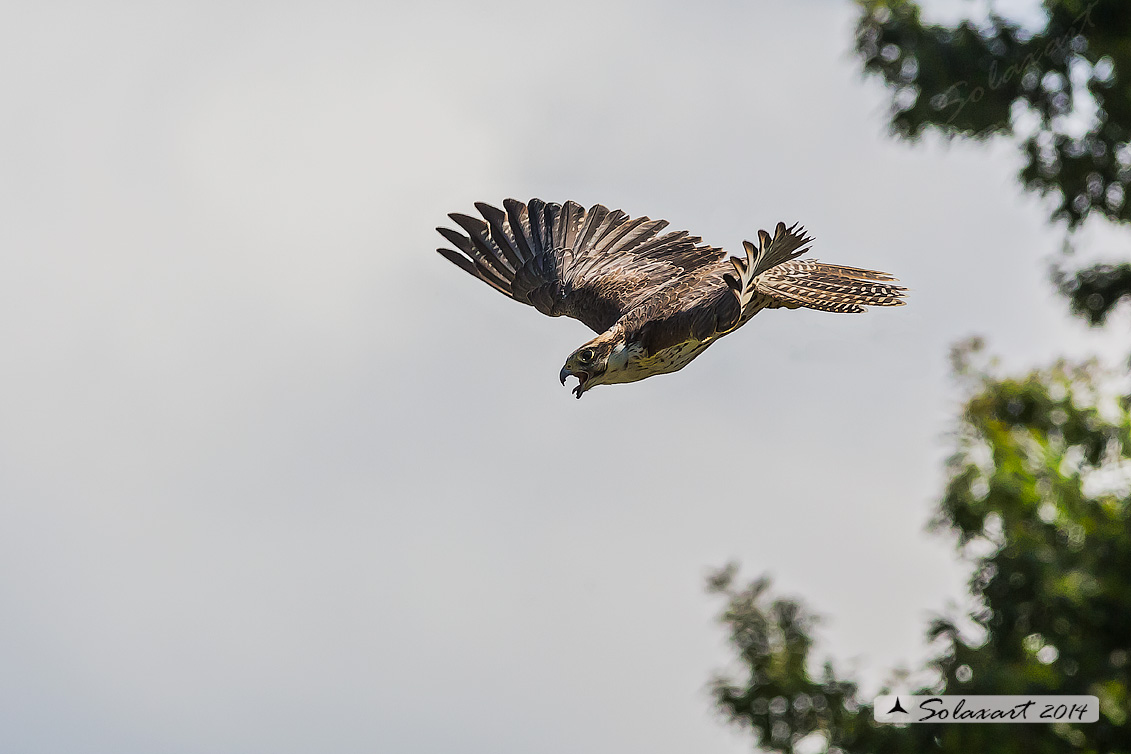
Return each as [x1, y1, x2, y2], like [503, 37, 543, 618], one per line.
[559, 333, 625, 399]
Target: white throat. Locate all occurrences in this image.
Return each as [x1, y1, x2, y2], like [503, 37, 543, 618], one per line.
[600, 341, 650, 385]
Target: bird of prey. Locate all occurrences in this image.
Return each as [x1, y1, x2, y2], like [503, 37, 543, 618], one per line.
[436, 198, 906, 398]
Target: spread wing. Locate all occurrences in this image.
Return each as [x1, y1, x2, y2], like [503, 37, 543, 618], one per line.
[436, 198, 726, 333]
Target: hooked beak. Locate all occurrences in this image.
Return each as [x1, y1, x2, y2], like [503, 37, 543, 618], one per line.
[559, 367, 590, 399]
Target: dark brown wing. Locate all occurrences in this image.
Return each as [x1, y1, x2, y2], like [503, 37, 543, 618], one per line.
[616, 266, 740, 354]
[436, 199, 726, 333]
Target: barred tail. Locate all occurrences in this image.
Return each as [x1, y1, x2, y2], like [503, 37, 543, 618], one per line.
[756, 260, 907, 313]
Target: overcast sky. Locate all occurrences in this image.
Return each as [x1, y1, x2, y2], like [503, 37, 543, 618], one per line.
[1, 1, 1126, 753]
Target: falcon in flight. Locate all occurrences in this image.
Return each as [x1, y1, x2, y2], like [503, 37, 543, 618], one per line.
[437, 198, 906, 398]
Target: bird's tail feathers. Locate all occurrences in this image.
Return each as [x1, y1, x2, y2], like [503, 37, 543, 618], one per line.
[756, 260, 908, 313]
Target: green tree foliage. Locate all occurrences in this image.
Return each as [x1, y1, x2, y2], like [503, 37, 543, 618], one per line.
[1054, 262, 1131, 327]
[710, 343, 1131, 753]
[854, 0, 1130, 325]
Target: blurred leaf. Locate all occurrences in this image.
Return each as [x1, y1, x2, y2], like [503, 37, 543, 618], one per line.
[854, 0, 1131, 326]
[1053, 262, 1131, 325]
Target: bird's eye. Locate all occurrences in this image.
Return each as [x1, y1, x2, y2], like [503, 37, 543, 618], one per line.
[578, 348, 596, 363]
